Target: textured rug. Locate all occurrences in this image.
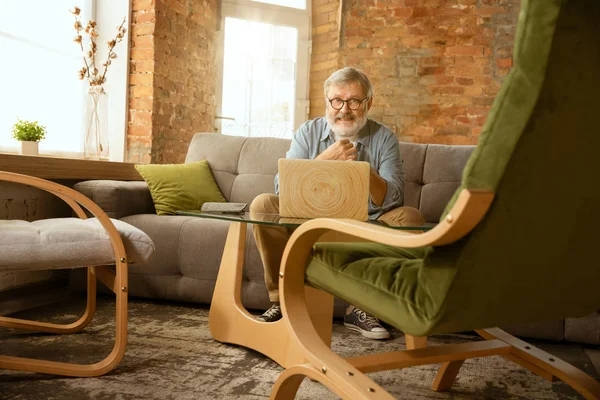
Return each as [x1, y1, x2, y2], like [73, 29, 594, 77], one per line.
[0, 296, 595, 399]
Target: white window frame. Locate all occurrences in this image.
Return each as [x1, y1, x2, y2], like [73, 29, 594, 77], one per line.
[95, 0, 131, 162]
[215, 0, 311, 135]
[0, 0, 130, 161]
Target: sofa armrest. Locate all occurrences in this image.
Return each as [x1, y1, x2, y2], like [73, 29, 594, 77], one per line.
[74, 180, 155, 218]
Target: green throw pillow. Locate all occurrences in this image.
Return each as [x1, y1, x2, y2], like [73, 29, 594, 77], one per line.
[135, 160, 226, 215]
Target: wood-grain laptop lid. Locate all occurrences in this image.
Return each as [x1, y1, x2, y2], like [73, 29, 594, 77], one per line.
[278, 158, 370, 221]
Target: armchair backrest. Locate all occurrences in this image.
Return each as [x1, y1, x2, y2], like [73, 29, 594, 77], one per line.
[434, 0, 600, 333]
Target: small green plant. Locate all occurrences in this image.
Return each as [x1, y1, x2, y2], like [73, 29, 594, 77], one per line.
[11, 119, 47, 142]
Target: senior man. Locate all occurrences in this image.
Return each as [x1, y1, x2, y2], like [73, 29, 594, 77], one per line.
[250, 66, 424, 340]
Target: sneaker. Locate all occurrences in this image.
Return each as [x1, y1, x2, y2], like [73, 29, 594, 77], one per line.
[257, 303, 282, 322]
[344, 307, 390, 340]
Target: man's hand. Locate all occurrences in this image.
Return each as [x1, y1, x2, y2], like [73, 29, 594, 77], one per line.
[316, 139, 358, 161]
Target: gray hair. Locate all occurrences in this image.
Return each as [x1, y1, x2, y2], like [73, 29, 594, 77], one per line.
[323, 67, 373, 99]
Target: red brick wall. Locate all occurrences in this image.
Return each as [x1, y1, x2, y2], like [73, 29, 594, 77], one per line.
[311, 0, 520, 145]
[128, 0, 520, 161]
[310, 0, 342, 119]
[128, 0, 218, 163]
[129, 0, 156, 164]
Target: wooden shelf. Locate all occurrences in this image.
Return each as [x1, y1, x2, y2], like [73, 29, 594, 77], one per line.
[0, 153, 142, 181]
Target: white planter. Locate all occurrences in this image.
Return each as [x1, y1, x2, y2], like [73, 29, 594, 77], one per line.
[20, 141, 39, 156]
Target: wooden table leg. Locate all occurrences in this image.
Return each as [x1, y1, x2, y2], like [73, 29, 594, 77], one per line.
[208, 221, 333, 368]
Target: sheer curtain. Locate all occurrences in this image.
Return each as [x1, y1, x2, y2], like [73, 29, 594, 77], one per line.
[221, 18, 298, 139]
[0, 1, 88, 156]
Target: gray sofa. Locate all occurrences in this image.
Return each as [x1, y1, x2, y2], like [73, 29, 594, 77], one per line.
[73, 132, 599, 344]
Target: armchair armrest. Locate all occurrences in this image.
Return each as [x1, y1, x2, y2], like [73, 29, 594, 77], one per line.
[74, 180, 155, 219]
[285, 189, 495, 254]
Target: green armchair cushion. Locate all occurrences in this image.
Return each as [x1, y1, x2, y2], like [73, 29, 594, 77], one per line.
[135, 161, 226, 215]
[306, 242, 458, 337]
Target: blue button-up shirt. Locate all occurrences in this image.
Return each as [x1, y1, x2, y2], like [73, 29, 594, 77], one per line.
[275, 117, 405, 220]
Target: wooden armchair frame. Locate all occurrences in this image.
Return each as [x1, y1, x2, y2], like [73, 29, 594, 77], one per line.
[0, 171, 130, 377]
[273, 189, 600, 399]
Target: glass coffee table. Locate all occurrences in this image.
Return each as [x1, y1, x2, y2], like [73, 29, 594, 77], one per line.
[176, 210, 433, 368]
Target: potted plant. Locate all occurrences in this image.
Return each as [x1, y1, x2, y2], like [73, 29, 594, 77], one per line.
[11, 119, 47, 156]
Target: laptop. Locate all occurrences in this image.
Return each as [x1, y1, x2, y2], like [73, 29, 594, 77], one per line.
[278, 158, 370, 221]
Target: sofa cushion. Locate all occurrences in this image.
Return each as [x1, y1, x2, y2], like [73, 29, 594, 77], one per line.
[400, 143, 474, 223]
[421, 145, 473, 222]
[400, 143, 427, 210]
[185, 133, 291, 202]
[0, 218, 154, 271]
[185, 133, 247, 201]
[73, 180, 155, 218]
[135, 161, 226, 215]
[230, 137, 291, 203]
[565, 314, 600, 345]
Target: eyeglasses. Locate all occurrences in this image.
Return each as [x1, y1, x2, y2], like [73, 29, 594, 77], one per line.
[326, 96, 369, 111]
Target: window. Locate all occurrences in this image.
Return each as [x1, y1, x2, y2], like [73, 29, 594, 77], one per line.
[0, 1, 130, 160]
[0, 1, 85, 157]
[216, 0, 310, 139]
[252, 0, 306, 10]
[221, 18, 298, 138]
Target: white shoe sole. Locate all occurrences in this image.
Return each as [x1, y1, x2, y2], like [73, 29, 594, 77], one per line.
[344, 322, 390, 340]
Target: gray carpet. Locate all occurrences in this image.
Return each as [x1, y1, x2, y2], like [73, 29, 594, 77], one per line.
[0, 295, 596, 399]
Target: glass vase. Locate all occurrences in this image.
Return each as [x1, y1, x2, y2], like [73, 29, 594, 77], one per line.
[84, 85, 110, 160]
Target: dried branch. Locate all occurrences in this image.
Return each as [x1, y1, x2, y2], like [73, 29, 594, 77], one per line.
[100, 17, 127, 84]
[71, 6, 126, 87]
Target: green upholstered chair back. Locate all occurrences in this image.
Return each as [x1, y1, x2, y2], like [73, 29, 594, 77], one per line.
[432, 0, 600, 334]
[304, 0, 600, 337]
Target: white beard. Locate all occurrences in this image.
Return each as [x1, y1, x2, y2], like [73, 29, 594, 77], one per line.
[327, 111, 368, 142]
